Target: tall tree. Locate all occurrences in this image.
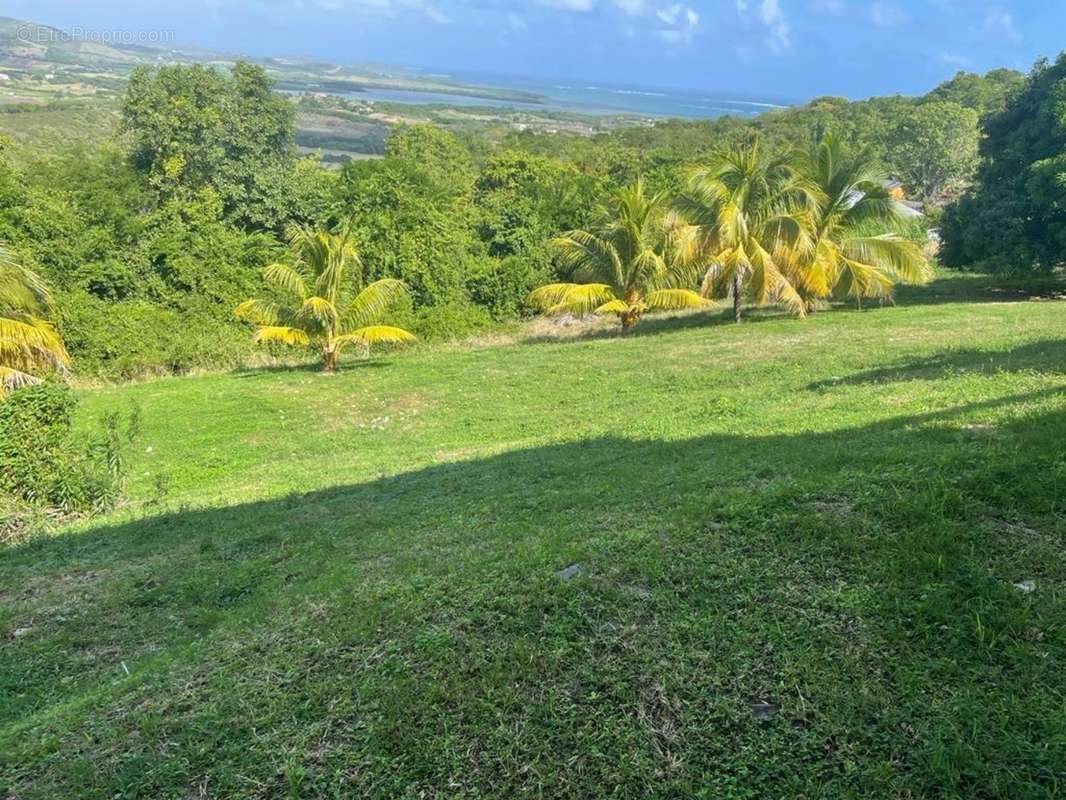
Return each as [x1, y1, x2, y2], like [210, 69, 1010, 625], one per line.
[788, 134, 931, 309]
[236, 221, 415, 370]
[941, 55, 1066, 274]
[528, 180, 710, 335]
[881, 101, 980, 202]
[675, 137, 813, 322]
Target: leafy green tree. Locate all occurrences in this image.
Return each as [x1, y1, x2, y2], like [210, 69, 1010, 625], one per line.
[528, 180, 710, 335]
[236, 222, 415, 370]
[675, 137, 813, 321]
[881, 101, 979, 201]
[122, 62, 311, 230]
[941, 55, 1066, 274]
[789, 134, 931, 309]
[926, 68, 1025, 119]
[0, 244, 68, 397]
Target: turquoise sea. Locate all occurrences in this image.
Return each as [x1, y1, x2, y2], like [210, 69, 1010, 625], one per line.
[349, 70, 794, 119]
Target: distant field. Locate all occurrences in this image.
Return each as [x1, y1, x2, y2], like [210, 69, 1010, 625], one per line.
[0, 101, 120, 157]
[2, 272, 1065, 798]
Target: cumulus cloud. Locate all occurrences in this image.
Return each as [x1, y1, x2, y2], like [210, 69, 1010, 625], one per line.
[736, 0, 790, 53]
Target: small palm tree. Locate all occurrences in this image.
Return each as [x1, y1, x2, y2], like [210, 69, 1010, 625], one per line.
[528, 180, 711, 336]
[0, 245, 69, 398]
[675, 137, 814, 322]
[788, 133, 931, 309]
[236, 221, 415, 370]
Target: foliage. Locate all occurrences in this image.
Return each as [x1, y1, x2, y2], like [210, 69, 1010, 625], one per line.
[0, 380, 137, 522]
[676, 137, 813, 321]
[789, 134, 932, 308]
[940, 54, 1066, 274]
[0, 243, 68, 396]
[122, 62, 331, 231]
[528, 180, 711, 334]
[236, 221, 415, 369]
[880, 101, 980, 201]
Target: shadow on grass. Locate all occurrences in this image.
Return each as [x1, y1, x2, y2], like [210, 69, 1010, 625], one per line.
[232, 358, 393, 378]
[3, 387, 1065, 797]
[808, 339, 1066, 389]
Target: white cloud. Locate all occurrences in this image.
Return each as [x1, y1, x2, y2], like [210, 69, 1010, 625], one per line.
[869, 2, 908, 27]
[654, 2, 698, 43]
[940, 52, 972, 68]
[506, 11, 527, 28]
[736, 0, 790, 53]
[981, 8, 1021, 45]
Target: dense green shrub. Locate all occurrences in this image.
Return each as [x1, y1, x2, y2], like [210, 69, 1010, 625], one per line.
[0, 381, 138, 521]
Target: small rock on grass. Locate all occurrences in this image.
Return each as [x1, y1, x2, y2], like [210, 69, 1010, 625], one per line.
[1013, 580, 1036, 593]
[555, 564, 582, 581]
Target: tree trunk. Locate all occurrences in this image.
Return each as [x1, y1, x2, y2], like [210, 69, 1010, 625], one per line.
[322, 344, 338, 371]
[732, 273, 742, 323]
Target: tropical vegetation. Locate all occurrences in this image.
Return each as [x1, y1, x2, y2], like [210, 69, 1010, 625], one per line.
[0, 243, 68, 398]
[527, 180, 711, 334]
[236, 221, 415, 370]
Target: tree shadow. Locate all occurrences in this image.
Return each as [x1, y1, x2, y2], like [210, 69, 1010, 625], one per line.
[232, 358, 393, 378]
[894, 272, 1066, 306]
[807, 339, 1066, 389]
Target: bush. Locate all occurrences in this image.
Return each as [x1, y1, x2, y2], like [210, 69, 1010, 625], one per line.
[0, 381, 139, 524]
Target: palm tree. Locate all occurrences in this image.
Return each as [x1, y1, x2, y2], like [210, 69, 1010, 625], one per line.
[236, 221, 415, 371]
[787, 133, 931, 309]
[527, 180, 711, 336]
[0, 245, 69, 399]
[675, 137, 814, 322]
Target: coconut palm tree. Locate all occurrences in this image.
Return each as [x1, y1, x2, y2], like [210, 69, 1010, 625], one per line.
[527, 180, 711, 336]
[0, 244, 69, 398]
[787, 133, 931, 309]
[236, 221, 415, 370]
[675, 137, 815, 322]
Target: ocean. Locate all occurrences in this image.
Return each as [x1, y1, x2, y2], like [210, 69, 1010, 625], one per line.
[349, 71, 794, 120]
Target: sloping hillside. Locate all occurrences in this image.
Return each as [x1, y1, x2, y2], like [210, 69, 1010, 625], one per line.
[2, 273, 1065, 798]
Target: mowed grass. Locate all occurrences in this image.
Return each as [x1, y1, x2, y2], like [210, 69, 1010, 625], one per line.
[3, 272, 1066, 798]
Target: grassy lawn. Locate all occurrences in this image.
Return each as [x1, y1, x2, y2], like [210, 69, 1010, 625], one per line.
[2, 272, 1066, 798]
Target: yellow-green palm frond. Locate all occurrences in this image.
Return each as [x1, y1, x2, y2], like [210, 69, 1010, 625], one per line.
[252, 326, 310, 346]
[842, 235, 932, 285]
[528, 283, 616, 316]
[0, 364, 40, 399]
[593, 299, 633, 316]
[262, 262, 309, 299]
[336, 326, 417, 349]
[0, 246, 52, 315]
[552, 230, 623, 288]
[645, 289, 716, 312]
[747, 242, 805, 317]
[296, 296, 340, 330]
[235, 298, 293, 326]
[0, 314, 69, 371]
[344, 278, 410, 330]
[833, 257, 896, 301]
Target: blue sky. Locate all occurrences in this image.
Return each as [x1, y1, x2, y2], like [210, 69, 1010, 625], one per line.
[8, 0, 1063, 100]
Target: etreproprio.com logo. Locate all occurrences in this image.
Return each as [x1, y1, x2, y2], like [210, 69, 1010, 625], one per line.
[15, 24, 176, 46]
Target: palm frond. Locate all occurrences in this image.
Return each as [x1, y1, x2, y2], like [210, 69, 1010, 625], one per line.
[262, 262, 309, 299]
[336, 326, 417, 349]
[645, 289, 716, 311]
[343, 278, 410, 330]
[593, 299, 632, 316]
[252, 326, 310, 346]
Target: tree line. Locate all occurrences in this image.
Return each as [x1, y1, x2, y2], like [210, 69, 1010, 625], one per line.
[0, 55, 1062, 384]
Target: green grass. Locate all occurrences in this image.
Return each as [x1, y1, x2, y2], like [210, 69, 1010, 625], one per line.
[3, 272, 1066, 798]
